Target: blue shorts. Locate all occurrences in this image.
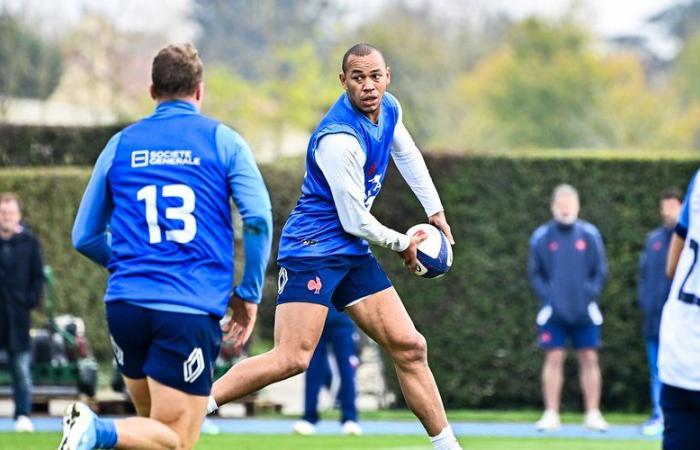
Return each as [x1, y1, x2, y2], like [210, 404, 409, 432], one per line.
[538, 321, 601, 350]
[106, 301, 221, 396]
[277, 254, 392, 311]
[662, 383, 700, 450]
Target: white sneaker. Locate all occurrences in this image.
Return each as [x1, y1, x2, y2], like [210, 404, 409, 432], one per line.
[14, 415, 34, 432]
[292, 420, 317, 435]
[535, 410, 561, 431]
[584, 410, 609, 432]
[200, 418, 220, 435]
[342, 420, 363, 436]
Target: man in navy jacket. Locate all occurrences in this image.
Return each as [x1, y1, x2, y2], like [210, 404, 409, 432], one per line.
[637, 188, 682, 435]
[529, 184, 608, 432]
[0, 193, 44, 433]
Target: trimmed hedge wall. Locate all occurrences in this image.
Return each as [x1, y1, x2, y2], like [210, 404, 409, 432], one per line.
[1, 154, 698, 412]
[0, 125, 123, 166]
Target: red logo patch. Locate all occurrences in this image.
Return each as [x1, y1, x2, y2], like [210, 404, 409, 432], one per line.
[540, 331, 552, 344]
[575, 239, 587, 251]
[548, 241, 559, 252]
[307, 276, 322, 294]
[367, 162, 378, 177]
[653, 240, 663, 252]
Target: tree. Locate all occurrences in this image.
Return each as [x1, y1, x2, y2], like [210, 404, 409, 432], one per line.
[0, 13, 61, 100]
[192, 0, 338, 80]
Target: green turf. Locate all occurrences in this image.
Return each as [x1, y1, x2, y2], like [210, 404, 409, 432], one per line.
[0, 433, 658, 450]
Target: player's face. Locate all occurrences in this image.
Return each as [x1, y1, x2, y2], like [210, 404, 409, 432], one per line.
[340, 51, 391, 123]
[551, 193, 579, 225]
[0, 200, 21, 234]
[660, 198, 681, 228]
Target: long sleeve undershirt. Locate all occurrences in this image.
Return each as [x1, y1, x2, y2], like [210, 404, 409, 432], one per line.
[315, 115, 443, 252]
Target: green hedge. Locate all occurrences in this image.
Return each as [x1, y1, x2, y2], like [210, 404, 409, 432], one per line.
[1, 153, 698, 412]
[0, 124, 123, 166]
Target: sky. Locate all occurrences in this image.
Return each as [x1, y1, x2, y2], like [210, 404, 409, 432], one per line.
[0, 0, 684, 55]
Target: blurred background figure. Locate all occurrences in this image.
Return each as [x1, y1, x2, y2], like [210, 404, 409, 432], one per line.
[0, 193, 44, 432]
[293, 308, 362, 436]
[528, 184, 608, 432]
[637, 188, 682, 436]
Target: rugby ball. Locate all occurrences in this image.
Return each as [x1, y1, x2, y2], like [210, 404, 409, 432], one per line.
[406, 224, 453, 278]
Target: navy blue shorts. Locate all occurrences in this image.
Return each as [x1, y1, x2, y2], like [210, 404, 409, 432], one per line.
[662, 383, 700, 450]
[538, 321, 601, 350]
[277, 254, 392, 311]
[106, 302, 221, 396]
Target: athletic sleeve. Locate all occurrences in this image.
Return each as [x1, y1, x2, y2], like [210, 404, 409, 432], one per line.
[677, 172, 697, 239]
[637, 235, 651, 309]
[216, 125, 273, 304]
[528, 226, 550, 304]
[586, 225, 608, 299]
[391, 103, 444, 217]
[315, 133, 410, 252]
[72, 133, 120, 267]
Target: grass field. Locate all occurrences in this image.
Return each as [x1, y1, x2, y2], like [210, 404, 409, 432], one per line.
[0, 433, 659, 450]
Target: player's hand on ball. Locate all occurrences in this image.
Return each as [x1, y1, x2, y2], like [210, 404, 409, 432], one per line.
[428, 210, 455, 245]
[222, 295, 258, 356]
[398, 232, 429, 273]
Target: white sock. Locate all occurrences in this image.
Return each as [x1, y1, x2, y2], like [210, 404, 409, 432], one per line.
[429, 426, 462, 450]
[206, 396, 218, 414]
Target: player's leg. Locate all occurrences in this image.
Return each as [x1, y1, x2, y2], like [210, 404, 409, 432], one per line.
[541, 349, 566, 413]
[211, 302, 328, 407]
[328, 325, 359, 425]
[302, 333, 329, 425]
[536, 321, 566, 430]
[573, 324, 607, 430]
[122, 377, 151, 416]
[578, 349, 602, 409]
[661, 383, 700, 450]
[345, 287, 446, 436]
[646, 338, 663, 420]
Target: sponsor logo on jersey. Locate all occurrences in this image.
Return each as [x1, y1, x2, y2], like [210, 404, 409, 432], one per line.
[548, 241, 559, 252]
[131, 149, 201, 168]
[307, 276, 323, 294]
[183, 347, 205, 383]
[653, 240, 663, 252]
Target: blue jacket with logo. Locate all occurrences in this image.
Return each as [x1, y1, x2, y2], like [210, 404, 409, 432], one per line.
[638, 226, 674, 339]
[528, 220, 608, 326]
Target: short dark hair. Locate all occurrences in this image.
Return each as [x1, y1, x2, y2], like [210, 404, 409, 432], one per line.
[151, 43, 203, 98]
[341, 43, 384, 73]
[661, 187, 683, 203]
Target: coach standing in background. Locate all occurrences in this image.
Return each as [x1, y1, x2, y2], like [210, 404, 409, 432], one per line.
[636, 188, 682, 436]
[528, 184, 608, 432]
[0, 193, 44, 433]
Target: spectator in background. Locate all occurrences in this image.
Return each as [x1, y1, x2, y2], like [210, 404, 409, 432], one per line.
[293, 308, 362, 436]
[0, 193, 44, 433]
[528, 184, 608, 432]
[637, 188, 682, 436]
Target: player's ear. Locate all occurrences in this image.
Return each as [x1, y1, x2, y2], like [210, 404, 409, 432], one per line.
[194, 81, 204, 101]
[386, 66, 391, 85]
[339, 72, 347, 90]
[149, 84, 158, 100]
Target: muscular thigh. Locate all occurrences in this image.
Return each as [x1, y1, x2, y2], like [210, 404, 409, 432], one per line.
[345, 287, 418, 350]
[148, 377, 208, 450]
